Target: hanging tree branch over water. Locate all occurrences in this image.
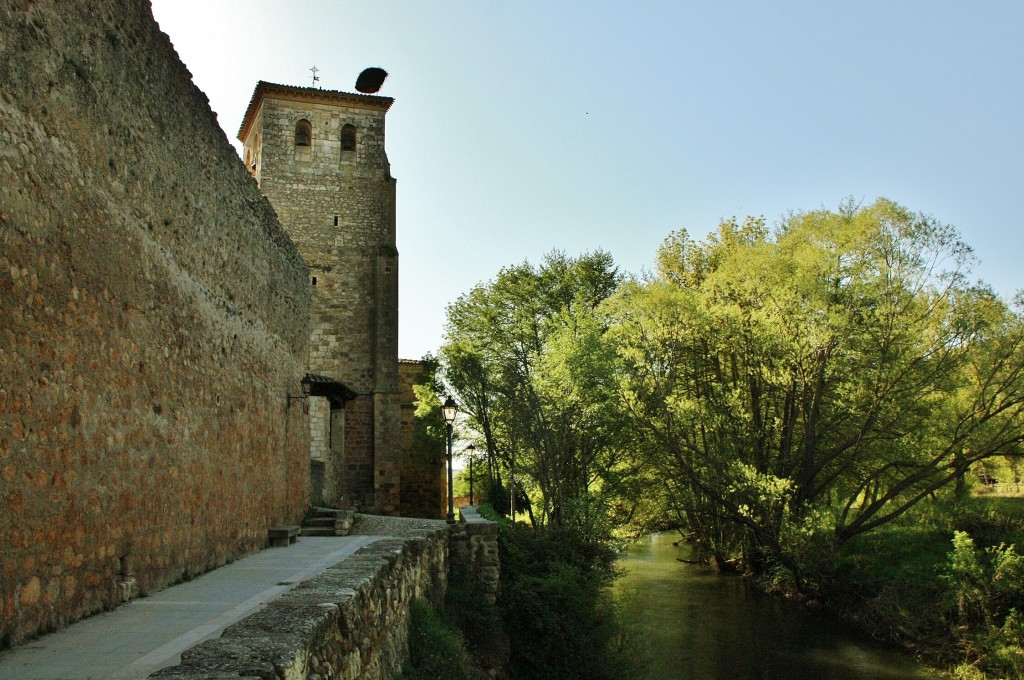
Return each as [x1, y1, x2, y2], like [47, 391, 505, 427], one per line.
[605, 199, 1024, 581]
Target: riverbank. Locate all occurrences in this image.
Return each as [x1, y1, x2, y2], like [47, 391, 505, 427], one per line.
[822, 495, 1024, 679]
[399, 505, 630, 680]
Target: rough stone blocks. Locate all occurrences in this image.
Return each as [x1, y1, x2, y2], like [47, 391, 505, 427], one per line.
[0, 0, 311, 646]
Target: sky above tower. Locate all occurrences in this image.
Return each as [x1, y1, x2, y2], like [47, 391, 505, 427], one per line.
[150, 1, 1024, 360]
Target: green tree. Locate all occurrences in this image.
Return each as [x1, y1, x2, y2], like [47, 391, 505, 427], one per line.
[411, 354, 447, 460]
[440, 250, 640, 538]
[606, 199, 1024, 584]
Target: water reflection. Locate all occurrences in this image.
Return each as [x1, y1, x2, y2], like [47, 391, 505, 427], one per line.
[614, 533, 937, 679]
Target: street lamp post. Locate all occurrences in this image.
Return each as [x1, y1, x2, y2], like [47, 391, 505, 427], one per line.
[510, 455, 515, 519]
[442, 396, 458, 523]
[466, 444, 477, 506]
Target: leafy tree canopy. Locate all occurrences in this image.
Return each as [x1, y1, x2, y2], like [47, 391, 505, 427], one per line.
[439, 250, 644, 537]
[605, 199, 1024, 582]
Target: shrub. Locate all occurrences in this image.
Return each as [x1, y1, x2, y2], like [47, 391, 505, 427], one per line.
[942, 531, 1024, 678]
[445, 565, 508, 669]
[400, 599, 472, 680]
[492, 516, 636, 680]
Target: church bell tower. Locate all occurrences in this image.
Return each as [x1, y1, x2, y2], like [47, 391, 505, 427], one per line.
[238, 79, 400, 513]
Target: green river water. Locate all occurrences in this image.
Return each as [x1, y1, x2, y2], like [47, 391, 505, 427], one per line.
[614, 533, 939, 679]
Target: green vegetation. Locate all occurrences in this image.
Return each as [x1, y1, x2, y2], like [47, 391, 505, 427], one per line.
[398, 598, 474, 680]
[423, 197, 1024, 678]
[440, 250, 642, 539]
[398, 506, 638, 680]
[606, 199, 1024, 586]
[480, 504, 640, 680]
[827, 496, 1024, 678]
[398, 564, 507, 680]
[410, 354, 447, 468]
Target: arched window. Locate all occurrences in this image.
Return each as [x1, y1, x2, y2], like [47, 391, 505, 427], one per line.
[340, 124, 356, 152]
[294, 119, 312, 147]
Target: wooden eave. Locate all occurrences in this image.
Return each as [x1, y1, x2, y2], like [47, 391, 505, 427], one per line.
[237, 80, 394, 142]
[304, 373, 358, 408]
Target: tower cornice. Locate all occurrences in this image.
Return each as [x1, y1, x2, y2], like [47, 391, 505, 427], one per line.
[237, 80, 394, 142]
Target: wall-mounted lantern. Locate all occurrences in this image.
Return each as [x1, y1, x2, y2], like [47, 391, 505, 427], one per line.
[287, 375, 313, 407]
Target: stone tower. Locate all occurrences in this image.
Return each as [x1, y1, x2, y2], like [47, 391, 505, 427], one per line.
[238, 81, 400, 513]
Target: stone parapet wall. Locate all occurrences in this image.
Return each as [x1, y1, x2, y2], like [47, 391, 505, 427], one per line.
[0, 0, 310, 646]
[153, 517, 452, 680]
[453, 507, 501, 604]
[150, 513, 501, 680]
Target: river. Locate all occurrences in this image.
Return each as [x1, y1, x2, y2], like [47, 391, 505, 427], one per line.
[613, 533, 938, 679]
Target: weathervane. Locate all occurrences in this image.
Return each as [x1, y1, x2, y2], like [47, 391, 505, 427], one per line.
[310, 65, 320, 88]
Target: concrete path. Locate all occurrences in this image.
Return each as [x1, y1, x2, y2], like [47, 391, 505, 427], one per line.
[0, 535, 384, 680]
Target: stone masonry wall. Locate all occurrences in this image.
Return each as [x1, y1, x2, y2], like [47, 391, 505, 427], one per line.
[0, 0, 311, 646]
[151, 514, 501, 680]
[453, 507, 501, 604]
[341, 398, 375, 510]
[397, 360, 445, 519]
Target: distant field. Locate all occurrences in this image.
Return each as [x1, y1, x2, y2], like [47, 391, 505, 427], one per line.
[975, 483, 1024, 498]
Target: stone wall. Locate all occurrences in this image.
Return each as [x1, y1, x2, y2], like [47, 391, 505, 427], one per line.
[453, 507, 501, 604]
[0, 0, 311, 647]
[151, 516, 475, 680]
[397, 360, 446, 519]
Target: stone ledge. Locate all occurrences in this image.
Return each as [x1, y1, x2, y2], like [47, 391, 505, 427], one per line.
[450, 508, 501, 606]
[150, 522, 450, 680]
[457, 505, 488, 523]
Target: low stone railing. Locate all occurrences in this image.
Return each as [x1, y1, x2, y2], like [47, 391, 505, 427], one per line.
[452, 506, 501, 604]
[151, 512, 500, 680]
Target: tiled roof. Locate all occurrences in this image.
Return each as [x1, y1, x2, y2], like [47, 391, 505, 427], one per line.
[237, 81, 394, 141]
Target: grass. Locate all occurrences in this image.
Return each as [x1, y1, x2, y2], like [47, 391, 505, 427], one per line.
[826, 495, 1024, 676]
[830, 525, 952, 648]
[398, 561, 508, 680]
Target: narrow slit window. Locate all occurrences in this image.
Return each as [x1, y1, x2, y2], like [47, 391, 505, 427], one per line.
[295, 119, 312, 147]
[341, 124, 356, 152]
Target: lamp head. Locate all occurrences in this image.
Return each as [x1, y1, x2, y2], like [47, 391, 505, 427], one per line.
[441, 396, 458, 424]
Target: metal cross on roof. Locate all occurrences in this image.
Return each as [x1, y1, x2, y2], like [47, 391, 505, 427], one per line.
[310, 65, 320, 88]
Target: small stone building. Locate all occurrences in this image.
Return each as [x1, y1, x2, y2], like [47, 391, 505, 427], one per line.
[398, 359, 448, 519]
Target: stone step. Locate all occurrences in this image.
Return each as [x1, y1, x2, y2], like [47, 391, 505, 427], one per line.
[303, 517, 338, 529]
[300, 508, 354, 537]
[300, 527, 340, 537]
[308, 507, 342, 518]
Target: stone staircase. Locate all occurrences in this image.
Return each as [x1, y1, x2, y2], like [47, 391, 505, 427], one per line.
[301, 507, 354, 537]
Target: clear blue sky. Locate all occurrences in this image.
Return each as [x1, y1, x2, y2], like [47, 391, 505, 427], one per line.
[150, 1, 1023, 360]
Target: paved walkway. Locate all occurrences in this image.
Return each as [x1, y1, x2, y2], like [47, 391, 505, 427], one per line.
[0, 535, 384, 680]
